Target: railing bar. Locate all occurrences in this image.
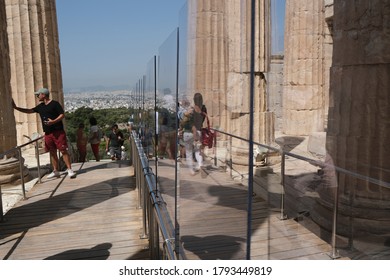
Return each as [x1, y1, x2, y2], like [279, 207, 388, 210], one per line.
[17, 147, 26, 199]
[0, 186, 4, 222]
[35, 142, 42, 183]
[214, 128, 390, 189]
[0, 136, 44, 159]
[132, 131, 181, 260]
[0, 135, 45, 221]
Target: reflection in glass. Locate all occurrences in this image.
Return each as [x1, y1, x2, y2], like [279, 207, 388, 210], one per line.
[157, 27, 180, 255]
[135, 0, 389, 260]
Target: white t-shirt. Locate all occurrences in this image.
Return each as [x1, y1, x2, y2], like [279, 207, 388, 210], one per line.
[89, 125, 101, 144]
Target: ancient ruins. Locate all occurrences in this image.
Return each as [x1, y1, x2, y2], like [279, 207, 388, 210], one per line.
[1, 0, 62, 185]
[0, 0, 389, 237]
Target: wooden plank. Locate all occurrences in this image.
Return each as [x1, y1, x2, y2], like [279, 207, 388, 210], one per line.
[0, 157, 343, 260]
[157, 158, 337, 260]
[0, 160, 149, 260]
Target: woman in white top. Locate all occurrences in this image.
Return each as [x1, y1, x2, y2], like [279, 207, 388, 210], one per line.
[89, 117, 101, 161]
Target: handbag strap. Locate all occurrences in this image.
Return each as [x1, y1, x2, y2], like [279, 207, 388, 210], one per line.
[202, 112, 210, 129]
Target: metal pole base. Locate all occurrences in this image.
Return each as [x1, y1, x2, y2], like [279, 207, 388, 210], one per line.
[139, 234, 148, 239]
[279, 214, 288, 220]
[327, 249, 341, 259]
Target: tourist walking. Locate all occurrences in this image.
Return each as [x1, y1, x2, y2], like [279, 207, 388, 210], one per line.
[106, 124, 124, 160]
[180, 92, 207, 175]
[88, 117, 101, 161]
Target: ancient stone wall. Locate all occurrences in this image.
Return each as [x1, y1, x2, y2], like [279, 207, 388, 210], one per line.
[316, 0, 390, 235]
[282, 0, 330, 136]
[6, 0, 63, 145]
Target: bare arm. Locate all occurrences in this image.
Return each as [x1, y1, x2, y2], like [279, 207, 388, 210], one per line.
[12, 99, 34, 114]
[192, 125, 199, 141]
[46, 113, 64, 126]
[105, 135, 110, 151]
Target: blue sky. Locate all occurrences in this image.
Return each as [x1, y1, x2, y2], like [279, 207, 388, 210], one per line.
[56, 0, 186, 90]
[271, 0, 285, 55]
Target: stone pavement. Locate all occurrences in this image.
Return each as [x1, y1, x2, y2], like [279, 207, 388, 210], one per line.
[1, 148, 51, 215]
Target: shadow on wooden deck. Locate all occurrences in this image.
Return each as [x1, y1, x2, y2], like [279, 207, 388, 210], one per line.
[155, 158, 336, 260]
[0, 160, 149, 260]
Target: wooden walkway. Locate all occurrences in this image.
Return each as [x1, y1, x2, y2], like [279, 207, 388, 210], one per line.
[0, 160, 149, 260]
[0, 158, 340, 260]
[156, 158, 337, 260]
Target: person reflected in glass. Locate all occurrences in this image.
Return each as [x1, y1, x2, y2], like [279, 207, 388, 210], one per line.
[180, 92, 207, 175]
[177, 99, 190, 160]
[158, 114, 170, 159]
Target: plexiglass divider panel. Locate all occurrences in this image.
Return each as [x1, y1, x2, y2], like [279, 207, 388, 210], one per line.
[135, 0, 389, 260]
[177, 0, 253, 260]
[156, 27, 180, 254]
[143, 57, 157, 160]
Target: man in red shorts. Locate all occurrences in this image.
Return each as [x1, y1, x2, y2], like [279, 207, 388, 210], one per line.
[12, 88, 76, 179]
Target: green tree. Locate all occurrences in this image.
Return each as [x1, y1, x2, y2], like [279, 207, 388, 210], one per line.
[65, 107, 136, 161]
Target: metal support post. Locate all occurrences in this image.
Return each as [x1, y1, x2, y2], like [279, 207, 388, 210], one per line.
[35, 142, 42, 183]
[0, 185, 4, 222]
[17, 147, 26, 199]
[279, 152, 287, 220]
[329, 172, 340, 259]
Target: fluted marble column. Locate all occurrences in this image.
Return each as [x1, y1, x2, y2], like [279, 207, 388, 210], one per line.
[0, 1, 17, 154]
[188, 0, 228, 129]
[6, 0, 63, 145]
[0, 1, 24, 185]
[317, 0, 390, 235]
[188, 0, 273, 172]
[282, 0, 328, 135]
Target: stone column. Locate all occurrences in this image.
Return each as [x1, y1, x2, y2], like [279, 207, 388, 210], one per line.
[189, 0, 228, 129]
[0, 1, 24, 185]
[318, 0, 390, 235]
[0, 2, 16, 153]
[6, 0, 64, 145]
[282, 0, 328, 135]
[189, 0, 273, 173]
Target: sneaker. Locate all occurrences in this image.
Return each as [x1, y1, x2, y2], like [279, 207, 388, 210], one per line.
[190, 168, 200, 175]
[47, 171, 60, 179]
[67, 169, 76, 179]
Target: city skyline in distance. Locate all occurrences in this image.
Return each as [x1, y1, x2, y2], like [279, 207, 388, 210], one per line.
[63, 84, 131, 94]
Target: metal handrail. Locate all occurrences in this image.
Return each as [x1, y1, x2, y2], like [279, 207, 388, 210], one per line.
[131, 131, 184, 260]
[213, 127, 390, 188]
[0, 135, 44, 222]
[212, 128, 389, 259]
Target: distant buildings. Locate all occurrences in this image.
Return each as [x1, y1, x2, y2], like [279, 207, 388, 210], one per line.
[64, 90, 132, 112]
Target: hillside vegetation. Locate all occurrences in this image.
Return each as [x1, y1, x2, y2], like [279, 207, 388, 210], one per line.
[65, 107, 132, 142]
[65, 107, 133, 161]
